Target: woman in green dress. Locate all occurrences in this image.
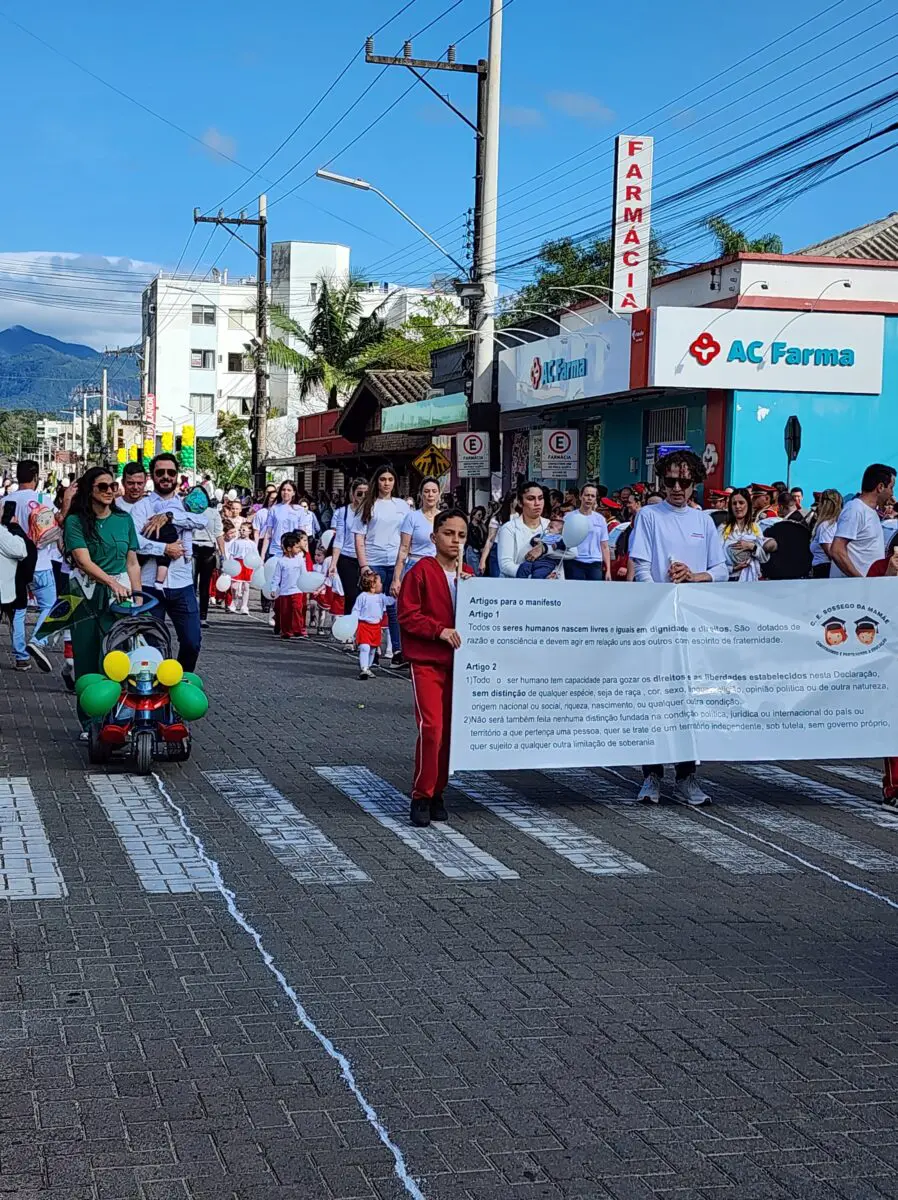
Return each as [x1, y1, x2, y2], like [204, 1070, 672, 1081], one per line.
[63, 466, 142, 730]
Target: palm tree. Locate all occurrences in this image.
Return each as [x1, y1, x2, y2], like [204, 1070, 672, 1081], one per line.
[267, 276, 392, 411]
[707, 215, 783, 256]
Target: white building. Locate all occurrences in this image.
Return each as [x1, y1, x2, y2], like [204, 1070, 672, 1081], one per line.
[142, 270, 258, 439]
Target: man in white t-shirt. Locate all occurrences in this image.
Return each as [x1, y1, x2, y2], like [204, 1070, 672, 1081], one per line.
[6, 460, 58, 673]
[829, 463, 895, 579]
[629, 450, 728, 807]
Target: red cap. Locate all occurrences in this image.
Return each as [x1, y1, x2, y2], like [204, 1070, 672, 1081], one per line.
[633, 483, 646, 494]
[751, 482, 773, 493]
[602, 498, 622, 510]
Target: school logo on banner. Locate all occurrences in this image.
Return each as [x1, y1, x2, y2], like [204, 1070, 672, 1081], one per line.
[814, 604, 888, 655]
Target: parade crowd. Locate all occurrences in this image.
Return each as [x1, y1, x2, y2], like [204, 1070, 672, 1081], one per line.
[1, 449, 896, 824]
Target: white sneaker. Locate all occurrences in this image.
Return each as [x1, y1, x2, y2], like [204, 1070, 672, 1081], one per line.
[268, 615, 276, 627]
[637, 774, 662, 805]
[674, 775, 710, 807]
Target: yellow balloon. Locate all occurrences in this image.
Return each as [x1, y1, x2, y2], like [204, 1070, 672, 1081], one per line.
[103, 650, 131, 683]
[156, 658, 184, 688]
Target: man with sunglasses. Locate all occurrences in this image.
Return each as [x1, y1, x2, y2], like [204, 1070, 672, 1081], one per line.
[629, 449, 728, 807]
[128, 453, 208, 670]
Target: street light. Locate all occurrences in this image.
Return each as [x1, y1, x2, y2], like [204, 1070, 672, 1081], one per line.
[315, 168, 469, 276]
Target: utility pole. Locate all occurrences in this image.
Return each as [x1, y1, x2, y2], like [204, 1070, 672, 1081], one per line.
[81, 389, 88, 468]
[194, 194, 268, 491]
[100, 367, 108, 464]
[366, 7, 503, 492]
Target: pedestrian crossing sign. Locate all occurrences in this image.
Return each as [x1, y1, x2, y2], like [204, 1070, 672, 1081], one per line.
[412, 444, 451, 478]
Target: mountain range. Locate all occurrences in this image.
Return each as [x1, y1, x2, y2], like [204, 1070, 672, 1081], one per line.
[0, 326, 140, 412]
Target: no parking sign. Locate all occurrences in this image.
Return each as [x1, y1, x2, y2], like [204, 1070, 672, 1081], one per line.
[542, 428, 578, 476]
[456, 431, 490, 478]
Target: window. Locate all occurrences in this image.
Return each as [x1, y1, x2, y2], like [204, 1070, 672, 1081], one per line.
[227, 352, 252, 373]
[309, 282, 317, 303]
[228, 308, 253, 331]
[191, 304, 215, 325]
[190, 349, 215, 369]
[189, 393, 214, 414]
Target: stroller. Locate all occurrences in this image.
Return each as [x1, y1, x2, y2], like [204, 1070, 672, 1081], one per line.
[88, 593, 192, 773]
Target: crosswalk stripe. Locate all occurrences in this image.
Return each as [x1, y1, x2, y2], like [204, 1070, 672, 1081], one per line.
[0, 778, 67, 900]
[87, 775, 218, 893]
[547, 768, 792, 875]
[315, 767, 518, 881]
[452, 772, 653, 877]
[734, 764, 898, 834]
[203, 769, 369, 884]
[708, 782, 898, 872]
[822, 763, 883, 789]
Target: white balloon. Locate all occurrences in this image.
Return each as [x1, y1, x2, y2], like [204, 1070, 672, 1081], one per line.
[261, 585, 275, 600]
[214, 488, 224, 502]
[220, 559, 240, 578]
[215, 574, 233, 592]
[128, 645, 163, 675]
[331, 615, 359, 643]
[227, 488, 238, 501]
[244, 549, 262, 570]
[263, 558, 279, 584]
[320, 529, 335, 551]
[250, 567, 267, 590]
[562, 510, 591, 550]
[298, 571, 327, 594]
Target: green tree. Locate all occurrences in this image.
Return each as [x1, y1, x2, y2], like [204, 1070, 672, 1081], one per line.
[499, 234, 667, 325]
[268, 276, 393, 410]
[363, 295, 462, 371]
[0, 409, 38, 458]
[196, 413, 251, 488]
[706, 215, 783, 256]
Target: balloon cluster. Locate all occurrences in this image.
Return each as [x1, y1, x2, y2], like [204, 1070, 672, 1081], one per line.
[75, 652, 209, 720]
[247, 556, 327, 600]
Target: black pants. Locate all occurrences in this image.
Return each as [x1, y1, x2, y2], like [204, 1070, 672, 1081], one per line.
[643, 762, 696, 780]
[336, 554, 361, 613]
[259, 543, 272, 613]
[812, 562, 831, 579]
[194, 546, 216, 620]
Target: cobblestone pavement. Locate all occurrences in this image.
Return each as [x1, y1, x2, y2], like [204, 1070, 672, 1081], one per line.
[3, 606, 898, 1199]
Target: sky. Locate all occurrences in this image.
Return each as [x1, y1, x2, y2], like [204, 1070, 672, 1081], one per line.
[0, 0, 896, 348]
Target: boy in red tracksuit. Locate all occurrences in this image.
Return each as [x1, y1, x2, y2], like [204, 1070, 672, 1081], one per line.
[398, 508, 470, 828]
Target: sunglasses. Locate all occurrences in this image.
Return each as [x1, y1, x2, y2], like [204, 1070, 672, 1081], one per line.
[93, 482, 115, 493]
[154, 469, 178, 477]
[662, 475, 693, 490]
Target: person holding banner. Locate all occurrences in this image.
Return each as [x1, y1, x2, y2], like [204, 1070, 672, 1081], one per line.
[397, 509, 470, 828]
[629, 449, 728, 807]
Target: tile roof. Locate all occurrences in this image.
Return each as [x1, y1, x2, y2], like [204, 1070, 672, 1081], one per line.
[797, 211, 898, 260]
[361, 370, 431, 408]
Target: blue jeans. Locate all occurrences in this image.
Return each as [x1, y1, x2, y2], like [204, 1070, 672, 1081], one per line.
[464, 546, 481, 576]
[487, 545, 499, 577]
[145, 584, 201, 671]
[370, 565, 401, 655]
[566, 560, 605, 581]
[12, 568, 56, 661]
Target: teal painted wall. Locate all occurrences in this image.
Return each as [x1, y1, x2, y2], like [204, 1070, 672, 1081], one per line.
[597, 394, 707, 490]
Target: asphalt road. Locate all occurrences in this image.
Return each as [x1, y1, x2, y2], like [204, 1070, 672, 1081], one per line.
[2, 606, 898, 1200]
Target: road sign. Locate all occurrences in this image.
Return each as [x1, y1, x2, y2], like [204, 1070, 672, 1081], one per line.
[412, 443, 451, 478]
[456, 432, 490, 478]
[784, 415, 802, 462]
[541, 428, 578, 477]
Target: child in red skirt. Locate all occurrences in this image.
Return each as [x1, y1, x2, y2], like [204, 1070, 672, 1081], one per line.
[229, 521, 256, 615]
[351, 572, 395, 679]
[398, 508, 470, 827]
[270, 531, 312, 639]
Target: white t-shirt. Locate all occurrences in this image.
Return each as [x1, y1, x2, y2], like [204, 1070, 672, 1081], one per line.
[351, 592, 395, 623]
[265, 504, 306, 556]
[400, 509, 436, 562]
[230, 537, 256, 562]
[629, 501, 727, 582]
[351, 498, 411, 567]
[830, 498, 885, 578]
[271, 555, 306, 597]
[575, 512, 609, 563]
[8, 488, 57, 572]
[444, 567, 457, 603]
[252, 507, 270, 538]
[332, 505, 359, 557]
[810, 518, 837, 569]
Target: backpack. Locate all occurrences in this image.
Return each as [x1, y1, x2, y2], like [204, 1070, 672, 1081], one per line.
[26, 499, 60, 549]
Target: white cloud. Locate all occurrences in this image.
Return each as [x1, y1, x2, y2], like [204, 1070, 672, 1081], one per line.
[200, 126, 237, 162]
[0, 251, 160, 350]
[503, 105, 546, 129]
[546, 91, 614, 124]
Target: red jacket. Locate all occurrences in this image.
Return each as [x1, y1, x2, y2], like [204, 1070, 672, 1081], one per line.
[398, 557, 460, 669]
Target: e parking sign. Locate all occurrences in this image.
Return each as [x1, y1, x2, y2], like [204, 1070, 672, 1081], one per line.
[457, 431, 490, 478]
[542, 428, 578, 476]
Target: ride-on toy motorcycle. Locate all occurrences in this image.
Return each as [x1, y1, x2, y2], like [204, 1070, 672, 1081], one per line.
[78, 593, 207, 773]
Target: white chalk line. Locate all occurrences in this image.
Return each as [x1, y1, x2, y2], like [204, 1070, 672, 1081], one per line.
[150, 774, 425, 1200]
[600, 767, 898, 914]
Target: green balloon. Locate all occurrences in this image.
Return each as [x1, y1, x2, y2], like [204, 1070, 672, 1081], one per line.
[75, 672, 106, 698]
[181, 672, 206, 691]
[170, 681, 209, 720]
[80, 680, 123, 718]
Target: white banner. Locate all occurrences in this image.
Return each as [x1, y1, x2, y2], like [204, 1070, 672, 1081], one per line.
[611, 135, 653, 313]
[450, 579, 898, 772]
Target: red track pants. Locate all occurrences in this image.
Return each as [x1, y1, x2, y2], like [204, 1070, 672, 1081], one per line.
[410, 663, 452, 802]
[275, 593, 306, 636]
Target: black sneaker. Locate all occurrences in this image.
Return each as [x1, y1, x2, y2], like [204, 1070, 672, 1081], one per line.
[391, 653, 410, 670]
[410, 798, 431, 827]
[61, 665, 75, 693]
[14, 660, 32, 672]
[27, 642, 52, 673]
[430, 796, 448, 822]
[201, 619, 210, 629]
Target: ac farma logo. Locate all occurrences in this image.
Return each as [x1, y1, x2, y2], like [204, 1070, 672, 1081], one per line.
[689, 332, 857, 369]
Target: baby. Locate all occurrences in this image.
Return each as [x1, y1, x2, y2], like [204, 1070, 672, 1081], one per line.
[516, 516, 567, 580]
